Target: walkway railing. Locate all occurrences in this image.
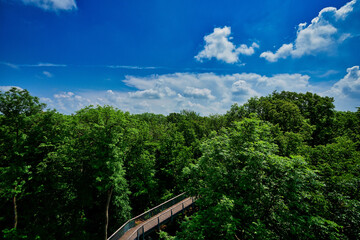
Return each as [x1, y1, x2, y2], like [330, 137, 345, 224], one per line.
[108, 192, 189, 240]
[127, 196, 195, 240]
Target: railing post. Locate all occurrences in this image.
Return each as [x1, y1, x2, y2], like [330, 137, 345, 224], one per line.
[142, 226, 144, 240]
[137, 228, 139, 240]
[171, 209, 173, 222]
[158, 216, 160, 230]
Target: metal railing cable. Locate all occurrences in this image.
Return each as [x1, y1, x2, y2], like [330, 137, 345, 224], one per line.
[108, 192, 188, 240]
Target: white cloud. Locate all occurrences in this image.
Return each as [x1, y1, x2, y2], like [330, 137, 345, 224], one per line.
[195, 26, 259, 63]
[231, 80, 259, 101]
[54, 92, 74, 98]
[261, 0, 359, 62]
[107, 65, 159, 70]
[1, 62, 67, 68]
[260, 73, 310, 91]
[30, 63, 67, 67]
[21, 0, 77, 11]
[236, 43, 260, 56]
[318, 70, 339, 78]
[317, 65, 360, 111]
[129, 89, 163, 99]
[0, 62, 20, 69]
[49, 91, 92, 113]
[42, 71, 53, 78]
[0, 86, 24, 92]
[22, 62, 67, 67]
[329, 66, 360, 99]
[183, 87, 215, 100]
[260, 44, 293, 62]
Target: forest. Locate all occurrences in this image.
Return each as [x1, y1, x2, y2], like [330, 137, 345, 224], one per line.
[1, 87, 359, 240]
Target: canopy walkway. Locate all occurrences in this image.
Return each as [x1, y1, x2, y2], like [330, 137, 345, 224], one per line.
[108, 193, 195, 240]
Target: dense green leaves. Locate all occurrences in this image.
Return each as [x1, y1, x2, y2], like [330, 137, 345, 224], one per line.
[227, 91, 335, 145]
[177, 118, 341, 239]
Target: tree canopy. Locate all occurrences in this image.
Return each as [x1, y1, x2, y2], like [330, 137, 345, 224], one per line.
[1, 88, 359, 240]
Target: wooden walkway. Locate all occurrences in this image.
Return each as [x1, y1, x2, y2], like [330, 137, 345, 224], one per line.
[108, 194, 195, 240]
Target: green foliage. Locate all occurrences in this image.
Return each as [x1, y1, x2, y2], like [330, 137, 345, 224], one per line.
[64, 106, 131, 238]
[179, 118, 342, 239]
[0, 88, 47, 237]
[302, 137, 360, 239]
[122, 118, 159, 214]
[227, 91, 335, 145]
[2, 228, 30, 240]
[159, 230, 176, 240]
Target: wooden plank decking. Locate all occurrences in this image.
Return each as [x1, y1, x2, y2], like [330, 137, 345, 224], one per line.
[117, 197, 194, 240]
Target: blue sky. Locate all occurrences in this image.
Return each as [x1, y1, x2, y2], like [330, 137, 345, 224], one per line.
[0, 0, 359, 115]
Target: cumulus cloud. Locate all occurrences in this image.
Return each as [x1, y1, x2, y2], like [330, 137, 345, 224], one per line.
[260, 73, 311, 91]
[195, 26, 259, 63]
[260, 44, 293, 62]
[231, 80, 259, 101]
[46, 91, 93, 113]
[129, 89, 163, 99]
[318, 65, 360, 111]
[21, 0, 77, 11]
[261, 0, 359, 62]
[236, 43, 260, 56]
[183, 87, 215, 100]
[329, 66, 360, 99]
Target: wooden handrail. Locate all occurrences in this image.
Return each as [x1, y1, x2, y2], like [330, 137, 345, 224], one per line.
[108, 192, 187, 240]
[126, 197, 195, 240]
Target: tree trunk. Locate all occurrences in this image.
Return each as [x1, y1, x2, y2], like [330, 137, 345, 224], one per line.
[14, 194, 18, 229]
[105, 186, 114, 240]
[14, 126, 19, 229]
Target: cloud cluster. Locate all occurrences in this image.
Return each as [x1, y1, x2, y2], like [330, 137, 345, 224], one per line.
[42, 91, 93, 113]
[21, 0, 77, 11]
[37, 71, 314, 115]
[261, 0, 359, 62]
[3, 66, 358, 114]
[195, 26, 259, 63]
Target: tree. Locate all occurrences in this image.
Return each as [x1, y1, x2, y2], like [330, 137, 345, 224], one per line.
[46, 106, 132, 240]
[155, 122, 192, 197]
[122, 117, 159, 214]
[228, 91, 335, 145]
[270, 91, 335, 145]
[178, 117, 340, 239]
[0, 88, 45, 236]
[73, 106, 131, 240]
